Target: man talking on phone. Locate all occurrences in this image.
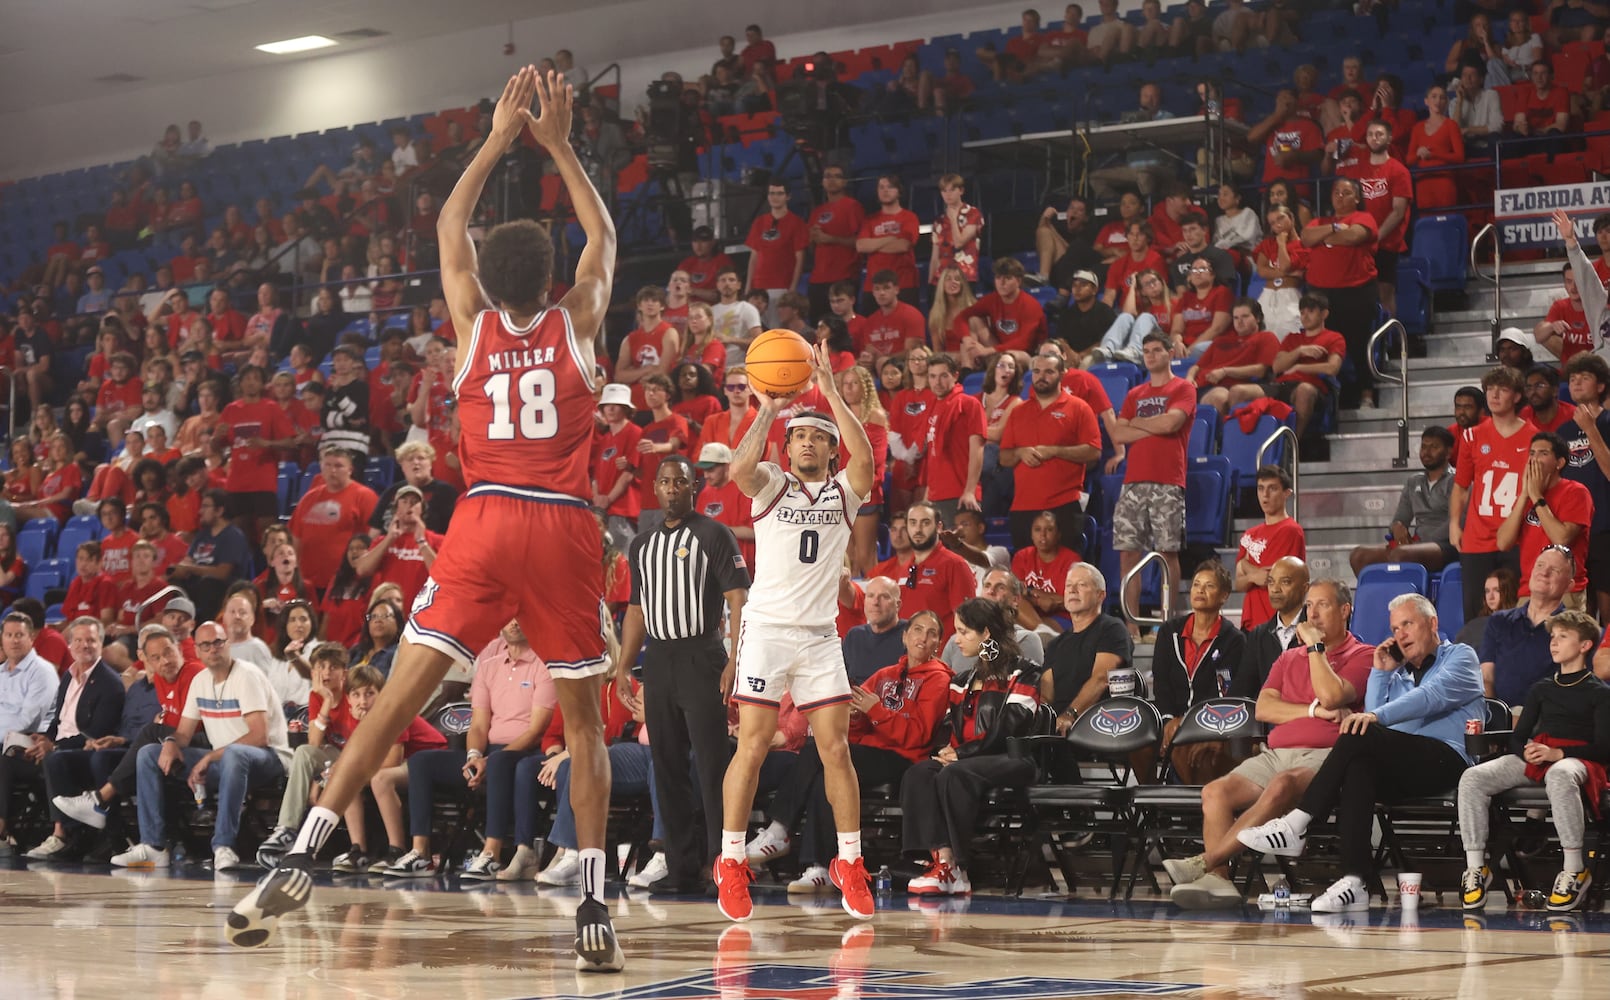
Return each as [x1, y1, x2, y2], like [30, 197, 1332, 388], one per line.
[1236, 592, 1484, 912]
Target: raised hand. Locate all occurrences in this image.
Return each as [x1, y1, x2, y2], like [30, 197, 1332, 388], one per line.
[491, 66, 539, 146]
[523, 69, 575, 151]
[1553, 209, 1579, 249]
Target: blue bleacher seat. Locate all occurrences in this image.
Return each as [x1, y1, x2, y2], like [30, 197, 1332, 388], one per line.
[961, 371, 986, 395]
[1411, 215, 1468, 292]
[58, 515, 102, 558]
[24, 567, 61, 603]
[277, 472, 294, 517]
[1396, 257, 1432, 335]
[44, 604, 64, 625]
[1185, 455, 1233, 546]
[1089, 362, 1141, 412]
[17, 522, 55, 567]
[1221, 408, 1294, 486]
[43, 556, 75, 584]
[1435, 562, 1464, 637]
[363, 457, 398, 493]
[1189, 405, 1219, 459]
[1353, 563, 1429, 645]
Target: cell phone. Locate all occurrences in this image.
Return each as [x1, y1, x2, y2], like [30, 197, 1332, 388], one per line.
[1387, 641, 1403, 661]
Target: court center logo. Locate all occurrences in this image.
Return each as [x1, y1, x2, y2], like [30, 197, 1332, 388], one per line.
[1193, 703, 1250, 735]
[1091, 707, 1143, 738]
[537, 965, 1200, 999]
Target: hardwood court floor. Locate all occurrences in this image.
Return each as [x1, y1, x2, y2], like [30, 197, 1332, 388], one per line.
[2, 865, 1607, 1000]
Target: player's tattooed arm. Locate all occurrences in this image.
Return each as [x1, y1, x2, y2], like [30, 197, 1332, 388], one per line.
[730, 397, 779, 498]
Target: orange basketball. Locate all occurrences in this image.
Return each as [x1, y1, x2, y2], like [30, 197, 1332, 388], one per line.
[744, 328, 815, 396]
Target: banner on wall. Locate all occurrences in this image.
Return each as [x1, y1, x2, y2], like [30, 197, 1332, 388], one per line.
[1495, 181, 1610, 248]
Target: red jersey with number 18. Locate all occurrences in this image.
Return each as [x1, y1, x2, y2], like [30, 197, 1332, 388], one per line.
[1454, 417, 1538, 554]
[453, 307, 596, 499]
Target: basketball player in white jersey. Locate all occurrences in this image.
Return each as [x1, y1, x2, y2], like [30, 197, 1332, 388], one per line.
[714, 342, 877, 921]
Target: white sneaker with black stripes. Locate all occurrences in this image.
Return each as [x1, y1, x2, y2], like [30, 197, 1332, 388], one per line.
[574, 897, 625, 973]
[1311, 874, 1371, 913]
[226, 856, 315, 947]
[1235, 815, 1307, 857]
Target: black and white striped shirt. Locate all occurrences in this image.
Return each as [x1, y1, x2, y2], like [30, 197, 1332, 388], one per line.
[628, 513, 750, 641]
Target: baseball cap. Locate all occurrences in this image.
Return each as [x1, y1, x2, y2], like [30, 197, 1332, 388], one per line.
[85, 265, 103, 276]
[164, 596, 196, 618]
[1496, 327, 1531, 348]
[691, 225, 715, 241]
[697, 443, 734, 467]
[395, 484, 424, 502]
[1070, 269, 1099, 287]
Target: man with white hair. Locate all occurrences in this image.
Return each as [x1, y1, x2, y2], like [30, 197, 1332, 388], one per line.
[1480, 544, 1573, 710]
[1041, 563, 1132, 733]
[1238, 592, 1484, 911]
[841, 576, 907, 686]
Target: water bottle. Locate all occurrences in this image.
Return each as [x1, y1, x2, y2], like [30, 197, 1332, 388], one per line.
[875, 865, 892, 895]
[193, 783, 206, 808]
[1272, 876, 1292, 906]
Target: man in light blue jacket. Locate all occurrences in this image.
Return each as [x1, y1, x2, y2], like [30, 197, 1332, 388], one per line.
[1236, 592, 1484, 911]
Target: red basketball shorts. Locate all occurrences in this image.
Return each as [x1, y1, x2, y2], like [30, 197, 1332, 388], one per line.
[404, 486, 609, 677]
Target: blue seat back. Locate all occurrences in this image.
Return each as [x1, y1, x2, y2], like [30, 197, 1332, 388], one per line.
[1436, 562, 1464, 637]
[1185, 455, 1233, 545]
[1352, 564, 1429, 645]
[17, 523, 53, 567]
[1411, 215, 1468, 291]
[1089, 362, 1140, 412]
[1221, 410, 1292, 485]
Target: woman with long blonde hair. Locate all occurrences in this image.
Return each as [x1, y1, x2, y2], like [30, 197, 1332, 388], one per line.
[838, 364, 889, 576]
[927, 265, 977, 355]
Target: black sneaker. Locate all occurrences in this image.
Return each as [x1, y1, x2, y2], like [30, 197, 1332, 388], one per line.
[366, 846, 407, 875]
[226, 854, 316, 948]
[574, 897, 625, 973]
[331, 848, 371, 874]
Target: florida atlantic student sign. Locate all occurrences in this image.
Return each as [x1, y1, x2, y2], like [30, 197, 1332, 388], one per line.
[1496, 181, 1610, 247]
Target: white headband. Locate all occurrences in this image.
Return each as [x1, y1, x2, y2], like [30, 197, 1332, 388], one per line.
[785, 415, 839, 444]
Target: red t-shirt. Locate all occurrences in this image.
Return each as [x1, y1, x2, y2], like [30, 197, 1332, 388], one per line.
[219, 398, 294, 494]
[622, 322, 678, 410]
[116, 575, 169, 628]
[369, 530, 448, 612]
[308, 689, 360, 747]
[1149, 207, 1184, 255]
[859, 209, 920, 290]
[1274, 328, 1347, 389]
[207, 309, 249, 344]
[900, 545, 976, 640]
[675, 253, 735, 297]
[62, 574, 117, 620]
[592, 423, 643, 519]
[1521, 401, 1577, 436]
[856, 303, 926, 358]
[697, 478, 756, 570]
[1261, 116, 1324, 184]
[1547, 299, 1591, 364]
[1253, 236, 1310, 286]
[1119, 376, 1195, 488]
[924, 389, 987, 503]
[96, 377, 142, 415]
[1005, 33, 1040, 65]
[1170, 285, 1232, 346]
[1517, 477, 1593, 595]
[1095, 220, 1131, 255]
[745, 211, 809, 289]
[1521, 85, 1570, 134]
[958, 292, 1047, 354]
[1105, 250, 1166, 299]
[1454, 417, 1539, 554]
[808, 196, 867, 284]
[1238, 517, 1308, 628]
[634, 413, 692, 511]
[1305, 212, 1379, 288]
[1059, 367, 1115, 418]
[1011, 545, 1082, 596]
[1193, 328, 1280, 388]
[153, 662, 205, 728]
[672, 395, 724, 430]
[98, 529, 138, 583]
[999, 390, 1100, 511]
[1337, 156, 1412, 253]
[289, 482, 380, 588]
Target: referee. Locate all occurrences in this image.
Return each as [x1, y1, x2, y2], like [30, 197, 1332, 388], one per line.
[616, 454, 749, 894]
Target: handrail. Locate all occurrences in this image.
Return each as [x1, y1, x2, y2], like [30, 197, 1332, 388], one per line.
[1367, 317, 1411, 469]
[3, 367, 14, 444]
[1256, 423, 1300, 521]
[1120, 550, 1173, 630]
[133, 584, 186, 632]
[1470, 222, 1500, 361]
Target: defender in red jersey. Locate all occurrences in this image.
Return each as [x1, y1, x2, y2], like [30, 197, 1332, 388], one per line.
[231, 68, 626, 974]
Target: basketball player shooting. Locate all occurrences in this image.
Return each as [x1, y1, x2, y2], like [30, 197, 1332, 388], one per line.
[229, 67, 627, 973]
[714, 341, 877, 922]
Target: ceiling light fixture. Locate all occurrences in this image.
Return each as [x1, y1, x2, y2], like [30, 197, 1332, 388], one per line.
[255, 35, 338, 55]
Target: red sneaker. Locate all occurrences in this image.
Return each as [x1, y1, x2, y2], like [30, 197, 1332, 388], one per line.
[906, 855, 949, 895]
[713, 857, 755, 922]
[829, 857, 875, 920]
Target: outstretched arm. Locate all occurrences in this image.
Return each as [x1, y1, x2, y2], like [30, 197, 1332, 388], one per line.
[811, 342, 875, 500]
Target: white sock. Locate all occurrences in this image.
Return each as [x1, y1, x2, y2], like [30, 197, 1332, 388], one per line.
[836, 831, 862, 863]
[578, 848, 607, 901]
[1466, 850, 1486, 871]
[765, 820, 788, 841]
[722, 830, 747, 862]
[290, 807, 339, 856]
[1285, 810, 1312, 836]
[1565, 848, 1585, 872]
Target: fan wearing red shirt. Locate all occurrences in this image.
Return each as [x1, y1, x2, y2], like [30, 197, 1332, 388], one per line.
[979, 9, 1044, 82]
[1000, 351, 1102, 550]
[617, 286, 681, 411]
[593, 384, 644, 547]
[62, 542, 117, 625]
[289, 445, 380, 592]
[695, 443, 757, 570]
[1109, 332, 1196, 637]
[1169, 267, 1232, 353]
[676, 227, 734, 305]
[920, 354, 986, 523]
[1191, 298, 1280, 417]
[898, 503, 977, 641]
[1514, 61, 1570, 137]
[633, 375, 692, 533]
[1095, 192, 1145, 263]
[111, 542, 170, 640]
[855, 273, 927, 364]
[855, 175, 920, 305]
[1237, 467, 1307, 629]
[93, 354, 142, 431]
[1247, 89, 1325, 188]
[958, 258, 1048, 364]
[1451, 367, 1537, 622]
[806, 167, 867, 318]
[1333, 120, 1412, 314]
[739, 24, 776, 74]
[354, 486, 445, 612]
[219, 366, 298, 540]
[1269, 294, 1348, 441]
[1301, 179, 1379, 407]
[930, 174, 984, 284]
[1521, 366, 1576, 436]
[1103, 221, 1167, 308]
[887, 359, 936, 507]
[1496, 433, 1595, 598]
[1148, 190, 1192, 260]
[1011, 512, 1083, 618]
[744, 183, 808, 312]
[1535, 265, 1591, 366]
[204, 288, 249, 349]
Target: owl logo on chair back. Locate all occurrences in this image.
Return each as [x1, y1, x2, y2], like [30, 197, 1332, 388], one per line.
[1092, 706, 1143, 739]
[1194, 702, 1249, 736]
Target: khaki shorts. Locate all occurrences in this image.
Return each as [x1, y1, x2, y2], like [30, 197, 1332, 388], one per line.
[1230, 746, 1331, 789]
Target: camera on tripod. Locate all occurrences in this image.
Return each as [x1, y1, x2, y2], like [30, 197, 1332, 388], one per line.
[644, 80, 689, 171]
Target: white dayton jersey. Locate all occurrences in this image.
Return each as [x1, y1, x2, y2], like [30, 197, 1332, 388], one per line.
[744, 463, 867, 628]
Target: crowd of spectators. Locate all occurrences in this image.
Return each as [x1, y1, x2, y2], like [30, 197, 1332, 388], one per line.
[3, 2, 1610, 911]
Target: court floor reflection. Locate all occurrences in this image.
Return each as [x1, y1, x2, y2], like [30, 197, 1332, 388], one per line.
[1, 866, 1607, 1000]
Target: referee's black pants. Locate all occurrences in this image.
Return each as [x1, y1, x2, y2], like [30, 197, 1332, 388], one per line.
[643, 634, 732, 885]
[899, 752, 1035, 868]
